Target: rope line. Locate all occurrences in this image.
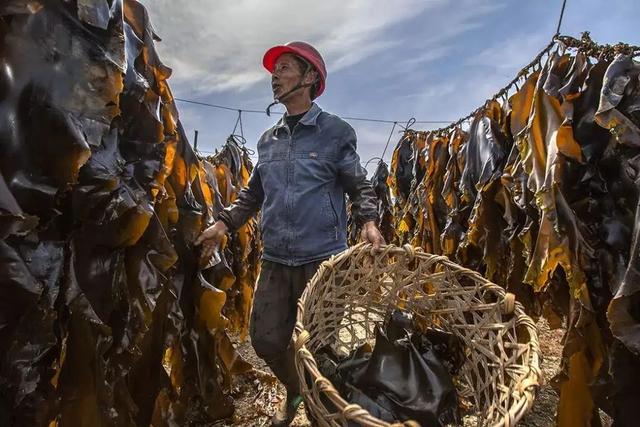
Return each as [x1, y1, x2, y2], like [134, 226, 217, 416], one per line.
[554, 0, 568, 38]
[231, 110, 245, 138]
[174, 97, 452, 125]
[380, 122, 398, 162]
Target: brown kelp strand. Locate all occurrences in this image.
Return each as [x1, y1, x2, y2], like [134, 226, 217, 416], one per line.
[347, 160, 394, 245]
[0, 1, 259, 426]
[203, 136, 261, 342]
[386, 40, 640, 425]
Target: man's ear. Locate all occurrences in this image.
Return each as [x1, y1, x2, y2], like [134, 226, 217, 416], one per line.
[304, 70, 318, 85]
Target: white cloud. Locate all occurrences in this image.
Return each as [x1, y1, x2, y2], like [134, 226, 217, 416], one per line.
[466, 32, 549, 71]
[144, 0, 440, 93]
[143, 0, 507, 94]
[401, 31, 552, 127]
[398, 81, 457, 100]
[398, 46, 451, 68]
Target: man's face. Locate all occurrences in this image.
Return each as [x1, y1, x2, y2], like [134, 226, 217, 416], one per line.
[271, 53, 305, 99]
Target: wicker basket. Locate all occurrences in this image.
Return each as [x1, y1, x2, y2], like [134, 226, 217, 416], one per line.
[293, 244, 541, 427]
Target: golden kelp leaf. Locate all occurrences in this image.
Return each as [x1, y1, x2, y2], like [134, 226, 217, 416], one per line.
[398, 218, 410, 233]
[162, 343, 184, 392]
[556, 296, 605, 427]
[414, 132, 428, 174]
[595, 55, 640, 147]
[154, 135, 178, 195]
[151, 388, 184, 427]
[237, 276, 254, 340]
[50, 334, 68, 389]
[216, 332, 252, 376]
[205, 141, 260, 340]
[218, 271, 236, 292]
[116, 207, 154, 247]
[557, 349, 598, 426]
[236, 223, 251, 256]
[556, 122, 584, 162]
[387, 143, 400, 199]
[519, 55, 586, 294]
[421, 134, 449, 254]
[215, 163, 233, 203]
[439, 128, 468, 258]
[163, 181, 179, 225]
[219, 233, 229, 251]
[171, 155, 187, 193]
[240, 162, 250, 186]
[510, 73, 539, 137]
[197, 167, 214, 209]
[199, 282, 229, 332]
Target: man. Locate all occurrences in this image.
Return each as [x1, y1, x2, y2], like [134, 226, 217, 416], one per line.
[196, 41, 384, 426]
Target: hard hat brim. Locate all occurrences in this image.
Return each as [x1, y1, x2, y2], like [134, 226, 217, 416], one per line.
[263, 45, 299, 73]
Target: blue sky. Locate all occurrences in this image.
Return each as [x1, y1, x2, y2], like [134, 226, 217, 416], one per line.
[145, 0, 640, 176]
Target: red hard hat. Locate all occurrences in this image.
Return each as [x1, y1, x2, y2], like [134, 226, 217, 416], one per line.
[263, 41, 327, 98]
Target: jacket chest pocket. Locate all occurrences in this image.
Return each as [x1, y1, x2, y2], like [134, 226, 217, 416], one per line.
[257, 142, 289, 186]
[293, 136, 337, 161]
[293, 152, 336, 183]
[293, 139, 337, 181]
[294, 146, 334, 160]
[259, 149, 288, 163]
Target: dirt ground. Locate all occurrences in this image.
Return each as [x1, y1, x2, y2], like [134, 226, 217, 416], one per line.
[211, 319, 610, 427]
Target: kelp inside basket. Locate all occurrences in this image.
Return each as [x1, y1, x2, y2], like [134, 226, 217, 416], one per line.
[293, 244, 541, 427]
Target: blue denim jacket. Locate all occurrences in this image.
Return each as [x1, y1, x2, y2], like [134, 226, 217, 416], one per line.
[218, 103, 377, 266]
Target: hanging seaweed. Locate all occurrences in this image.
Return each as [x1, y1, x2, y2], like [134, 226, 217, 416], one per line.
[0, 1, 259, 425]
[385, 35, 640, 425]
[348, 160, 394, 245]
[203, 136, 261, 341]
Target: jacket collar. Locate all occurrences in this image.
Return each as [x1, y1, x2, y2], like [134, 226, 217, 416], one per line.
[274, 102, 322, 131]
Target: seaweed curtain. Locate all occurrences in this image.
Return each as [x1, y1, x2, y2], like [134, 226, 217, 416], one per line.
[0, 1, 260, 426]
[386, 37, 640, 426]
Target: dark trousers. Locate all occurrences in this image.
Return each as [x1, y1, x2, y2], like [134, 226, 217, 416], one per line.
[249, 259, 323, 394]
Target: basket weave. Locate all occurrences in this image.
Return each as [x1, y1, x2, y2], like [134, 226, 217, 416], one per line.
[293, 244, 541, 427]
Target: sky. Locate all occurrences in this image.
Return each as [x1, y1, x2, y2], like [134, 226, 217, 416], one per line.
[144, 0, 640, 176]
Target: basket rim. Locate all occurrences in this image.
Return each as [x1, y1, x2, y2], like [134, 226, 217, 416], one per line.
[293, 243, 542, 427]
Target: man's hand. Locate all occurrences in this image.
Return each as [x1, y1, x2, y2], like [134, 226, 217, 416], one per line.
[195, 220, 228, 261]
[360, 220, 385, 250]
